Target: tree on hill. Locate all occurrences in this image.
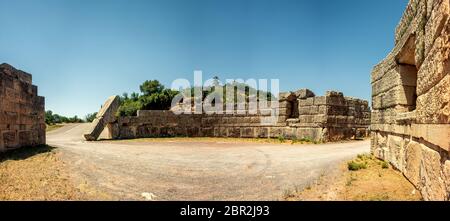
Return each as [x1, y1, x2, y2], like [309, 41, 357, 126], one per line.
[117, 79, 276, 116]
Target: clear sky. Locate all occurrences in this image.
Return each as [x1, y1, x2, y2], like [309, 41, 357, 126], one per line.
[0, 0, 408, 117]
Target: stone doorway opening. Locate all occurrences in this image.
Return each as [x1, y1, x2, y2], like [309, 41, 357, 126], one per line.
[286, 94, 299, 119]
[396, 35, 418, 112]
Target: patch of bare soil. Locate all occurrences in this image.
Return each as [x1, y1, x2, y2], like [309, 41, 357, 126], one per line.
[0, 146, 107, 201]
[285, 154, 422, 201]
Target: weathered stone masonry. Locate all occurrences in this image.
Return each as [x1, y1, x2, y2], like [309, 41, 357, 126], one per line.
[371, 0, 450, 200]
[0, 64, 46, 152]
[88, 89, 370, 143]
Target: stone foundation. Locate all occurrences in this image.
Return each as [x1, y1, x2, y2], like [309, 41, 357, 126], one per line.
[371, 0, 450, 201]
[0, 64, 46, 152]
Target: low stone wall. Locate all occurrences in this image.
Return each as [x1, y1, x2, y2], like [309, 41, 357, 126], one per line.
[107, 90, 370, 142]
[371, 0, 450, 200]
[0, 64, 45, 152]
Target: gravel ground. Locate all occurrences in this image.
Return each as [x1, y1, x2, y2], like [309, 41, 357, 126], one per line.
[46, 123, 370, 201]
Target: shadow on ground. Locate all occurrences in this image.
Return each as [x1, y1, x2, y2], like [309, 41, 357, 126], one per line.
[0, 145, 57, 163]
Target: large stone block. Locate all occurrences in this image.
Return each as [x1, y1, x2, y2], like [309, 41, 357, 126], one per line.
[418, 29, 450, 96]
[420, 145, 447, 201]
[293, 89, 315, 99]
[84, 95, 120, 141]
[424, 0, 449, 56]
[404, 141, 423, 188]
[411, 124, 450, 151]
[387, 135, 406, 170]
[416, 74, 450, 124]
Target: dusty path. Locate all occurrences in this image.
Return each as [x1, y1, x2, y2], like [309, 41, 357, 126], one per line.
[47, 123, 370, 201]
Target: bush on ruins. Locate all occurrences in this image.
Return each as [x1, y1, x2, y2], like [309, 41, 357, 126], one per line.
[117, 79, 275, 116]
[118, 80, 178, 116]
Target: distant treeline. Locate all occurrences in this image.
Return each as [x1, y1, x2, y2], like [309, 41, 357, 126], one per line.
[45, 110, 98, 125]
[117, 78, 274, 117]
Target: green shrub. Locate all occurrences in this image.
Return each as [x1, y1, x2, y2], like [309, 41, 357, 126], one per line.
[381, 161, 389, 169]
[117, 99, 142, 117]
[348, 161, 368, 171]
[85, 112, 98, 122]
[277, 135, 286, 143]
[299, 137, 313, 143]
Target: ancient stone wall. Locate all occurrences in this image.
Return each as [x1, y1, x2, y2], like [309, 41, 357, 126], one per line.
[0, 64, 46, 152]
[106, 89, 370, 142]
[371, 0, 450, 200]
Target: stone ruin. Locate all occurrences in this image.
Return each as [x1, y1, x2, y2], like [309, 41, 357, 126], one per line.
[0, 64, 46, 152]
[84, 95, 120, 141]
[371, 0, 450, 200]
[85, 89, 370, 143]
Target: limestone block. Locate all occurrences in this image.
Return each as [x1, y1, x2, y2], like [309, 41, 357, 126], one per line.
[107, 123, 120, 139]
[299, 115, 315, 123]
[416, 74, 450, 124]
[282, 127, 296, 139]
[374, 85, 416, 109]
[318, 105, 327, 115]
[278, 101, 291, 109]
[298, 106, 318, 115]
[201, 128, 214, 137]
[404, 141, 423, 187]
[424, 0, 449, 56]
[419, 145, 447, 201]
[256, 127, 269, 138]
[371, 68, 398, 97]
[326, 96, 347, 107]
[295, 128, 322, 142]
[84, 95, 120, 141]
[298, 97, 314, 106]
[387, 135, 406, 171]
[418, 30, 450, 96]
[267, 127, 281, 138]
[241, 127, 255, 138]
[411, 124, 450, 151]
[293, 89, 315, 99]
[314, 97, 326, 106]
[372, 65, 418, 97]
[218, 127, 228, 137]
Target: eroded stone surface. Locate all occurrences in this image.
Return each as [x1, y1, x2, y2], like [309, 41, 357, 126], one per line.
[371, 0, 450, 201]
[84, 95, 120, 141]
[0, 63, 45, 151]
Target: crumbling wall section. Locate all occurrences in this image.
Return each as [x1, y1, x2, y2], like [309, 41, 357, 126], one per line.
[0, 64, 45, 152]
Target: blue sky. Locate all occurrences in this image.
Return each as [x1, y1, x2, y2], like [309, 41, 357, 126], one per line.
[0, 0, 408, 117]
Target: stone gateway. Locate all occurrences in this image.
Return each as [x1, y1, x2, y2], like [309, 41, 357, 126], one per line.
[371, 0, 450, 200]
[0, 64, 46, 152]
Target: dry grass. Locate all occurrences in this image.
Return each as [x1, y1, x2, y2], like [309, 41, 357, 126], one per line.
[285, 154, 422, 201]
[46, 124, 65, 132]
[0, 146, 96, 201]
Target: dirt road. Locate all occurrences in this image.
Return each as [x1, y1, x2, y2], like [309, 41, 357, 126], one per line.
[47, 123, 370, 201]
